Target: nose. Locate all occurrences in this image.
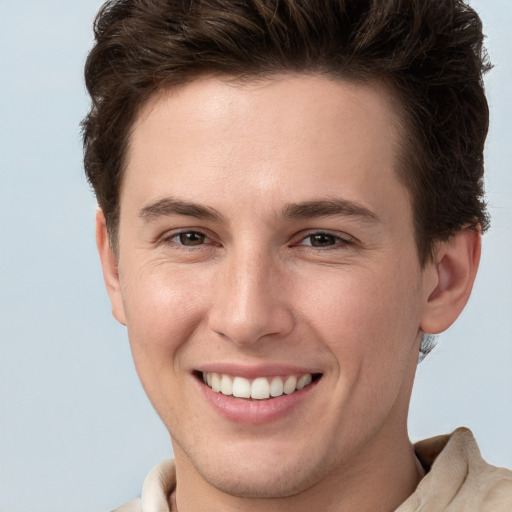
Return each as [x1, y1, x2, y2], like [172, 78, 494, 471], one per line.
[208, 248, 295, 346]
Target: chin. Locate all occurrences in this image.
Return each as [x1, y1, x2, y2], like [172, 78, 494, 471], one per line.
[203, 464, 321, 499]
[185, 440, 334, 500]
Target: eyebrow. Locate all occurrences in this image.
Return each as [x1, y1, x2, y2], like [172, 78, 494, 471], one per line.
[139, 197, 226, 223]
[139, 197, 379, 224]
[282, 199, 380, 223]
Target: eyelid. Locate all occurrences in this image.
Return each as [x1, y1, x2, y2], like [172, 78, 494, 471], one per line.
[158, 227, 217, 246]
[156, 227, 356, 248]
[294, 230, 357, 247]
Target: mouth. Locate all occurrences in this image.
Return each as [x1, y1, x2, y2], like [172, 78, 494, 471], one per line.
[196, 371, 322, 401]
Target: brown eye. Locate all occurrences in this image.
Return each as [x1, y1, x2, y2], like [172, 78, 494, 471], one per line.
[296, 231, 354, 249]
[306, 233, 339, 247]
[174, 232, 207, 246]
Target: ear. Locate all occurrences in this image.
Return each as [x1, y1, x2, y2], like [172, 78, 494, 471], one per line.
[95, 209, 127, 326]
[420, 228, 481, 334]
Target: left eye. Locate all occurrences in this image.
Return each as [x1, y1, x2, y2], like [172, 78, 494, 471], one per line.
[170, 231, 210, 246]
[299, 233, 348, 248]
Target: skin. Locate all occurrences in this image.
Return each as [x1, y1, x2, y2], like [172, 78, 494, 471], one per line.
[97, 75, 480, 511]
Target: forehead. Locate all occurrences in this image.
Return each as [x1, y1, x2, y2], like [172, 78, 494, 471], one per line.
[130, 74, 401, 153]
[122, 74, 409, 224]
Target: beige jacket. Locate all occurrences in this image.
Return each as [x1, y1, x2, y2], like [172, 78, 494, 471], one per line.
[114, 428, 512, 512]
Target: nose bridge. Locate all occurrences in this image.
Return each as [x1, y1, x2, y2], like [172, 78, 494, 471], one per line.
[209, 242, 293, 345]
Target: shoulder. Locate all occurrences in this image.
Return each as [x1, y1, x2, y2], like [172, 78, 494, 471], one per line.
[437, 428, 512, 508]
[398, 428, 512, 511]
[112, 459, 176, 512]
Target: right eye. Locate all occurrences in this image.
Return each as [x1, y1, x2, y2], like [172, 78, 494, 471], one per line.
[165, 231, 211, 246]
[301, 233, 342, 248]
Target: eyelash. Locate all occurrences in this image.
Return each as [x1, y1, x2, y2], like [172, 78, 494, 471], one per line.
[160, 229, 355, 250]
[160, 230, 216, 249]
[294, 231, 355, 249]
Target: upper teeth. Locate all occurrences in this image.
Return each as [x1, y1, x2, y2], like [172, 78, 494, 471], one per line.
[202, 372, 313, 400]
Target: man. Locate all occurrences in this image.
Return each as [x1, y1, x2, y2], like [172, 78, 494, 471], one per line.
[82, 0, 512, 510]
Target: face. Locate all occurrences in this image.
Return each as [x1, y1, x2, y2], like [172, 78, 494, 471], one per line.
[105, 75, 438, 498]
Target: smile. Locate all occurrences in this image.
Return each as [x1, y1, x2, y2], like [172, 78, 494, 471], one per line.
[201, 372, 319, 400]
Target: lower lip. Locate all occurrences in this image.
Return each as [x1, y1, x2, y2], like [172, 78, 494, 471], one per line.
[197, 377, 319, 425]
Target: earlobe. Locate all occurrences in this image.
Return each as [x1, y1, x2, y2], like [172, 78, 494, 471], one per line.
[95, 209, 127, 326]
[420, 228, 481, 335]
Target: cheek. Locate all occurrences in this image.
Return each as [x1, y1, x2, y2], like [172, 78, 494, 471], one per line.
[120, 262, 209, 357]
[118, 263, 212, 419]
[298, 263, 422, 364]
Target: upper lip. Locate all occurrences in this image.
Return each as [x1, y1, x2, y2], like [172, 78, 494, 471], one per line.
[195, 363, 322, 379]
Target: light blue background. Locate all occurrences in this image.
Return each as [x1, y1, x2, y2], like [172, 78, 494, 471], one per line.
[0, 1, 510, 510]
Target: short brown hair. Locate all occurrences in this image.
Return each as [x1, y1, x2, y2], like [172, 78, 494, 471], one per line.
[82, 0, 491, 264]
